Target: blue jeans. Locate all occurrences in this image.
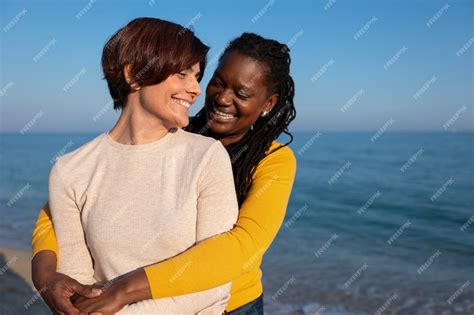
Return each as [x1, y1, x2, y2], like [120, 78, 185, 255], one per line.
[226, 294, 263, 315]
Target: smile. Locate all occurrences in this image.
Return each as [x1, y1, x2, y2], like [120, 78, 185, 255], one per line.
[172, 97, 191, 109]
[211, 107, 237, 122]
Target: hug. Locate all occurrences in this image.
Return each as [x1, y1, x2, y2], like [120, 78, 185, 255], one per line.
[32, 17, 296, 315]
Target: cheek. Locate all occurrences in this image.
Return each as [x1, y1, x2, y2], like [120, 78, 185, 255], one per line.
[237, 101, 263, 122]
[139, 89, 181, 124]
[205, 88, 217, 106]
[140, 88, 164, 109]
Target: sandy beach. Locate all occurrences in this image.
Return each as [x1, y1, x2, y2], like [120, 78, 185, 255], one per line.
[0, 247, 50, 314]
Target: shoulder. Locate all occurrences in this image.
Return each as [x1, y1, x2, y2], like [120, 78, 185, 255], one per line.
[175, 129, 226, 157]
[175, 131, 231, 185]
[52, 133, 106, 174]
[253, 141, 297, 180]
[264, 141, 297, 167]
[176, 128, 216, 146]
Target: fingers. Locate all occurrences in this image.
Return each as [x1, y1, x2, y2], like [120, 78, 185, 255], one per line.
[55, 301, 80, 315]
[70, 279, 102, 298]
[45, 294, 78, 315]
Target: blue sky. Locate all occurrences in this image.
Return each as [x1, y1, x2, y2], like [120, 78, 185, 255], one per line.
[1, 0, 472, 132]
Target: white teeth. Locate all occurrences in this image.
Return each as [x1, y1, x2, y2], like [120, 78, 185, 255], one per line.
[214, 108, 235, 120]
[172, 98, 190, 109]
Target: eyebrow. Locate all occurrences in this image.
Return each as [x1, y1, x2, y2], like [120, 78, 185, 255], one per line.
[185, 67, 200, 78]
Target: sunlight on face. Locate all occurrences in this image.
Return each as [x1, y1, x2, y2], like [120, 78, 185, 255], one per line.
[138, 63, 202, 128]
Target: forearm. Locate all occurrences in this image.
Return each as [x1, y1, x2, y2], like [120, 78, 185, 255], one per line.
[32, 250, 57, 291]
[102, 268, 230, 314]
[110, 268, 152, 305]
[145, 227, 257, 299]
[49, 163, 96, 284]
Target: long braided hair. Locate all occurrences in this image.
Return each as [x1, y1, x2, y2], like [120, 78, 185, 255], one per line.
[186, 33, 296, 206]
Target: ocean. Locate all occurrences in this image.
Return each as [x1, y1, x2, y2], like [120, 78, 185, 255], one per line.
[1, 131, 473, 314]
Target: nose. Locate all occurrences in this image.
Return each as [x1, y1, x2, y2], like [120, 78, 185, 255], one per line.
[187, 77, 201, 100]
[215, 89, 233, 106]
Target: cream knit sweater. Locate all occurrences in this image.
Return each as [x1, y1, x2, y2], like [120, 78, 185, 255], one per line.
[48, 128, 239, 314]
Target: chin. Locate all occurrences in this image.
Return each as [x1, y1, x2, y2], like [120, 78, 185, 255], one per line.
[176, 116, 190, 128]
[209, 120, 234, 135]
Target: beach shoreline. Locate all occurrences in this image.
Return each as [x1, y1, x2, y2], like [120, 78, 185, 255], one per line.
[0, 247, 34, 288]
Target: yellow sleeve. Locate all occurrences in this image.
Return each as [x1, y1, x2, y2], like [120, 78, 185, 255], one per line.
[32, 202, 59, 257]
[144, 144, 297, 298]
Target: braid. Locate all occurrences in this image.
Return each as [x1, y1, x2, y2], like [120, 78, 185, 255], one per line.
[186, 33, 296, 206]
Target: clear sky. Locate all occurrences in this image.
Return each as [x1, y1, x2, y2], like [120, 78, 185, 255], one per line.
[1, 0, 472, 132]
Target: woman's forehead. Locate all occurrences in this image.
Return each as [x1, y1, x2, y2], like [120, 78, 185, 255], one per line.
[217, 52, 267, 88]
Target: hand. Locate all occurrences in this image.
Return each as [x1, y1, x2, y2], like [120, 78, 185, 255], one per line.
[73, 281, 127, 315]
[73, 269, 151, 315]
[32, 250, 102, 315]
[39, 272, 102, 315]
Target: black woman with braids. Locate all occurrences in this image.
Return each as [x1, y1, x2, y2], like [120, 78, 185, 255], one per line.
[32, 32, 296, 314]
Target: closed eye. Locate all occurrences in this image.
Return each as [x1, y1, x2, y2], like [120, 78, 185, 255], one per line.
[210, 79, 223, 87]
[236, 92, 249, 100]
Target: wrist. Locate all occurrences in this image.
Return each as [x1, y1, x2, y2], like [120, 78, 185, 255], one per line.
[33, 270, 56, 292]
[113, 268, 152, 305]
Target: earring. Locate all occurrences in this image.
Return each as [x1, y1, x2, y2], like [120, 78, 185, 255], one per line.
[261, 111, 269, 117]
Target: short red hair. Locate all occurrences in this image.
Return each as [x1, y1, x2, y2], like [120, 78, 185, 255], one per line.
[101, 17, 209, 110]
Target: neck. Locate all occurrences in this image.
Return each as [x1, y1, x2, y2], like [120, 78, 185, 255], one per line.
[210, 130, 248, 147]
[109, 94, 170, 145]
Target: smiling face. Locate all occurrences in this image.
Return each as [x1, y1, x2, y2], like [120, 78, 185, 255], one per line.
[204, 51, 278, 144]
[130, 63, 202, 128]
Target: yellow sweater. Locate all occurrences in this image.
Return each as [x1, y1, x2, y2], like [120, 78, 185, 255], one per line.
[32, 141, 297, 311]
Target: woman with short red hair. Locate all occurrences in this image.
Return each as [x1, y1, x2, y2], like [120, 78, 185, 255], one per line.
[39, 17, 239, 314]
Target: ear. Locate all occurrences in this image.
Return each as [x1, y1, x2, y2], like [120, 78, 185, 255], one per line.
[124, 64, 133, 85]
[263, 93, 279, 113]
[124, 64, 140, 90]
